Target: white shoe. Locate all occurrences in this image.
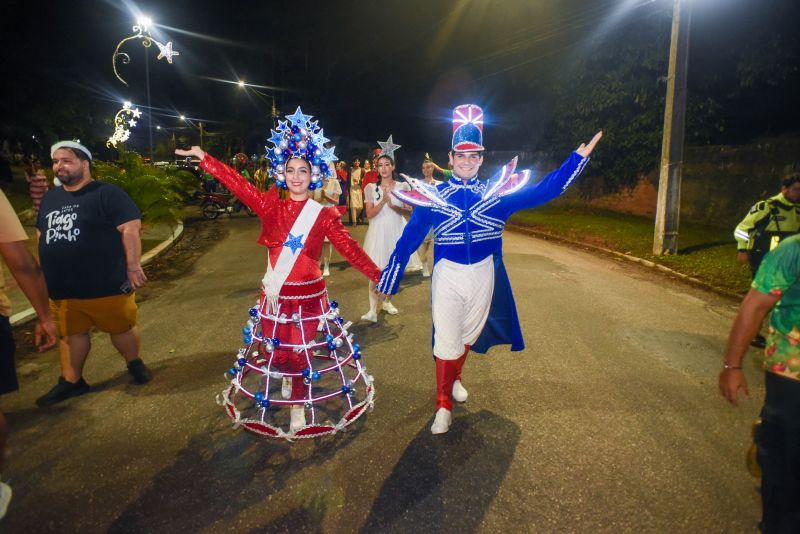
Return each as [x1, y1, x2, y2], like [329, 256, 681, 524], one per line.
[452, 380, 468, 403]
[322, 267, 330, 277]
[281, 377, 291, 400]
[382, 302, 399, 315]
[0, 481, 11, 520]
[430, 408, 452, 435]
[360, 311, 378, 323]
[290, 405, 306, 433]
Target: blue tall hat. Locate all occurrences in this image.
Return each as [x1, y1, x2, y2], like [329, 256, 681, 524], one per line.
[451, 104, 485, 152]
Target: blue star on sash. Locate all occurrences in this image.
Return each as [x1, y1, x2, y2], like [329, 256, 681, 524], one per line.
[283, 233, 305, 254]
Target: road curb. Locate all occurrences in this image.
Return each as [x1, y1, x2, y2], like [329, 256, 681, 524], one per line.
[9, 223, 185, 327]
[506, 223, 744, 302]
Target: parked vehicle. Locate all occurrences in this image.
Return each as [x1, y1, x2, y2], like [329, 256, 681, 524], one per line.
[199, 192, 257, 219]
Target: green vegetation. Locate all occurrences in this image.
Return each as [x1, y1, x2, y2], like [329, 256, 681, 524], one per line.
[510, 202, 752, 295]
[93, 151, 197, 226]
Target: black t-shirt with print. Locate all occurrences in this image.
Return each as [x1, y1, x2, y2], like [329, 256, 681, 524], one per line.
[37, 181, 141, 300]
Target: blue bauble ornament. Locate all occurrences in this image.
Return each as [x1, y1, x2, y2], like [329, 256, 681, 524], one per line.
[325, 334, 333, 342]
[291, 125, 299, 133]
[260, 399, 271, 408]
[249, 307, 259, 318]
[327, 341, 336, 351]
[243, 335, 253, 344]
[352, 343, 361, 352]
[276, 155, 285, 164]
[312, 371, 321, 380]
[341, 385, 350, 394]
[353, 352, 361, 360]
[330, 300, 339, 309]
[228, 367, 238, 376]
[272, 337, 281, 347]
[238, 357, 247, 366]
[320, 163, 328, 172]
[243, 326, 252, 335]
[293, 133, 301, 142]
[312, 157, 321, 165]
[302, 367, 311, 377]
[254, 391, 265, 402]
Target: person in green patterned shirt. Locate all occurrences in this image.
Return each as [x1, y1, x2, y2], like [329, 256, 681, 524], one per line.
[720, 233, 800, 532]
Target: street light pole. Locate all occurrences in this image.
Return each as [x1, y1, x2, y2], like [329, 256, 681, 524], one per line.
[145, 46, 154, 163]
[653, 0, 691, 255]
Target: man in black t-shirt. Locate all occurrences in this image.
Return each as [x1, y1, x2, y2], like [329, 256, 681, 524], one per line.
[35, 141, 152, 407]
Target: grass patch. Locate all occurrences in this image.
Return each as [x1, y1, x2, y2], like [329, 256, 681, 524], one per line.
[510, 202, 752, 295]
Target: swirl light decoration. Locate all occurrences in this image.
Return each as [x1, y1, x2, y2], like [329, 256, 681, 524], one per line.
[107, 102, 142, 147]
[112, 19, 179, 86]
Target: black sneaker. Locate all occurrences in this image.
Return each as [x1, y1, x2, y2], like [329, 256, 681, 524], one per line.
[127, 359, 152, 384]
[750, 334, 767, 349]
[36, 376, 90, 407]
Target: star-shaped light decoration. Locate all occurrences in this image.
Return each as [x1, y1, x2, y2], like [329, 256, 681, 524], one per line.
[107, 102, 142, 148]
[269, 130, 284, 146]
[311, 129, 330, 147]
[286, 107, 312, 128]
[283, 233, 305, 254]
[113, 23, 180, 86]
[156, 41, 179, 63]
[276, 120, 289, 132]
[378, 135, 401, 159]
[320, 146, 338, 167]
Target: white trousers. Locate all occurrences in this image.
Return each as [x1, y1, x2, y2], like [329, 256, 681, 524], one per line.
[431, 256, 495, 360]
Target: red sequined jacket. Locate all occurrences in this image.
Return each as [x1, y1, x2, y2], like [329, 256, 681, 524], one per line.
[200, 155, 381, 298]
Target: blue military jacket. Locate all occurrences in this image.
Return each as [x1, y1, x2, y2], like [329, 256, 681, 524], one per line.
[377, 151, 589, 353]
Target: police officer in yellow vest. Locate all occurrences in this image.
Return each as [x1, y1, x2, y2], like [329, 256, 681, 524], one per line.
[734, 173, 800, 346]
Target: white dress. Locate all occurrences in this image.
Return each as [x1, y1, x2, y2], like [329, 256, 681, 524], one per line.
[363, 181, 423, 271]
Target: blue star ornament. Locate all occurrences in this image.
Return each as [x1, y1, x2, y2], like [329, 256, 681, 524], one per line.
[283, 233, 305, 254]
[378, 135, 401, 159]
[269, 129, 284, 146]
[286, 107, 313, 128]
[276, 120, 289, 132]
[311, 129, 330, 146]
[320, 146, 338, 166]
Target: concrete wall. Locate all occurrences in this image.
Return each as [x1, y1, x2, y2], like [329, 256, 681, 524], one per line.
[559, 135, 800, 228]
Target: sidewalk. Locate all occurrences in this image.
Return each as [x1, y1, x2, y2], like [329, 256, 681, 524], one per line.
[4, 221, 183, 326]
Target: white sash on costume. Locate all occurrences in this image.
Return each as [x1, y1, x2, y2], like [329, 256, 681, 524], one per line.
[262, 199, 323, 313]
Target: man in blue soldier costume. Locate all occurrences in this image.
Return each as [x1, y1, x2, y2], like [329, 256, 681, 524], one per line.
[377, 104, 602, 434]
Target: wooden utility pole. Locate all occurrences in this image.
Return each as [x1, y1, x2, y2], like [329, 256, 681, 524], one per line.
[653, 0, 691, 255]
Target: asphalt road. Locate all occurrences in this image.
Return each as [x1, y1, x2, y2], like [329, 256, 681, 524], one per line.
[1, 217, 763, 533]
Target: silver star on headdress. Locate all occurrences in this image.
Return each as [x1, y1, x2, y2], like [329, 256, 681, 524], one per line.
[378, 135, 401, 159]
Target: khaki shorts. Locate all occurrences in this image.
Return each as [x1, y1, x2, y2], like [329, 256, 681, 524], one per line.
[50, 293, 138, 337]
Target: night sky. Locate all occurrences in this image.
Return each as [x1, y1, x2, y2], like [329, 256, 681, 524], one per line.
[2, 0, 796, 161]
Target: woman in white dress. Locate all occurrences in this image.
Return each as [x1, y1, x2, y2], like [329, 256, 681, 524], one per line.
[361, 154, 422, 322]
[349, 158, 365, 225]
[320, 174, 342, 276]
[416, 155, 437, 277]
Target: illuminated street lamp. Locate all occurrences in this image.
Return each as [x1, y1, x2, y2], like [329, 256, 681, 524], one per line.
[112, 16, 179, 163]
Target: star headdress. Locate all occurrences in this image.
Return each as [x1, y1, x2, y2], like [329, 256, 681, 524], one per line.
[265, 106, 337, 190]
[377, 135, 401, 160]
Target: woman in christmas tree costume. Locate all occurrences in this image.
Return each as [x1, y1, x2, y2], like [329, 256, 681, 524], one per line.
[176, 107, 380, 439]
